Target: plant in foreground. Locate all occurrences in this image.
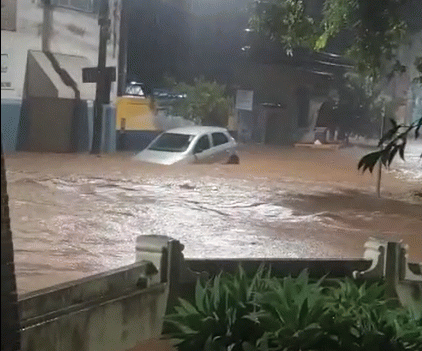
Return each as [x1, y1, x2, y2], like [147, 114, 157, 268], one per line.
[164, 265, 272, 351]
[165, 267, 422, 351]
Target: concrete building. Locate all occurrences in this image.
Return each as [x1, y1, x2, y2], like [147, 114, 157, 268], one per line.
[1, 0, 121, 152]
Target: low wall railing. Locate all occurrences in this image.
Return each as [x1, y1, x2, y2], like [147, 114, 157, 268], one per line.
[17, 235, 421, 351]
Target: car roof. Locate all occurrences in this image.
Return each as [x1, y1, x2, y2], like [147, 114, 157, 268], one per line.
[164, 126, 228, 135]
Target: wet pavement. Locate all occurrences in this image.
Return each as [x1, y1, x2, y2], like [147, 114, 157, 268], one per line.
[4, 143, 422, 294]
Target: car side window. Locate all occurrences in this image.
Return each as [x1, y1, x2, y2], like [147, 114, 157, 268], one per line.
[194, 135, 210, 153]
[211, 132, 229, 146]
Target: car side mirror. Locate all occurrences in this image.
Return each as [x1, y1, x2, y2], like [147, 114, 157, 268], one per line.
[194, 147, 202, 154]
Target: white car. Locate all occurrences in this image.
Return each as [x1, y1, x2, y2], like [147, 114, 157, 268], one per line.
[134, 126, 239, 165]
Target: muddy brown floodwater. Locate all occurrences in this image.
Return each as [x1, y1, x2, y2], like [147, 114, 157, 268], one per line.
[4, 144, 422, 294]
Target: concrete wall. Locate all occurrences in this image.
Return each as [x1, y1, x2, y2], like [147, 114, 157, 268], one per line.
[18, 97, 77, 152]
[1, 98, 22, 152]
[26, 50, 60, 98]
[19, 261, 169, 351]
[12, 98, 116, 153]
[234, 62, 330, 145]
[1, 0, 121, 153]
[1, 0, 120, 100]
[74, 99, 94, 152]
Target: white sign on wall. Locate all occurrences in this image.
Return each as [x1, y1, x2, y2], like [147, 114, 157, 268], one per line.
[1, 51, 14, 90]
[235, 90, 253, 111]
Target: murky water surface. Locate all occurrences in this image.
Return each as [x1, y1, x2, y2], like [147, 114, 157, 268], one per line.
[4, 144, 422, 293]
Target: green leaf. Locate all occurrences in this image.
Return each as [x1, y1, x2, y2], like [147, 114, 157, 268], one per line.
[298, 298, 309, 328]
[399, 142, 406, 160]
[315, 33, 328, 50]
[358, 151, 382, 173]
[415, 117, 422, 139]
[179, 298, 198, 315]
[213, 273, 222, 310]
[195, 280, 206, 313]
[388, 147, 399, 167]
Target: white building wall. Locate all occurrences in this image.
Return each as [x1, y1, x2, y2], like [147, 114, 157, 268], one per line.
[1, 0, 120, 100]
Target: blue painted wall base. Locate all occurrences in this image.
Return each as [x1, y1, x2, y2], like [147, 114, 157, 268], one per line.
[1, 99, 23, 152]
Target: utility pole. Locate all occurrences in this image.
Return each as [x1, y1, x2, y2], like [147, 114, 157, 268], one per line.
[91, 0, 111, 154]
[117, 0, 128, 96]
[42, 0, 53, 52]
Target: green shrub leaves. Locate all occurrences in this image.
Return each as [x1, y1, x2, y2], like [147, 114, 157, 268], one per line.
[165, 267, 422, 351]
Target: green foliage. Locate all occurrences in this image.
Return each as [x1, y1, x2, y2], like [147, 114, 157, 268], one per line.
[165, 267, 422, 351]
[249, 0, 320, 55]
[165, 265, 272, 351]
[250, 271, 332, 350]
[358, 117, 422, 173]
[250, 0, 410, 79]
[164, 76, 233, 127]
[331, 74, 384, 138]
[324, 278, 422, 351]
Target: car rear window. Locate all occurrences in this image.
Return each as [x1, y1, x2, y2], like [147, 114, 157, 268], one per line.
[212, 132, 229, 146]
[148, 133, 193, 152]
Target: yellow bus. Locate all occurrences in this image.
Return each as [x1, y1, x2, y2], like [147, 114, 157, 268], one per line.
[115, 83, 161, 151]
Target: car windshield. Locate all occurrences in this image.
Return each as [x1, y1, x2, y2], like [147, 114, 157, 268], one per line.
[148, 133, 194, 152]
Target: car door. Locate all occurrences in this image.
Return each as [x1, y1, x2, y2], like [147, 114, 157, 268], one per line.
[193, 134, 214, 163]
[211, 131, 232, 162]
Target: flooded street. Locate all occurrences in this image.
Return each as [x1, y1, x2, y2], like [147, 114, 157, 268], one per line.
[4, 144, 422, 294]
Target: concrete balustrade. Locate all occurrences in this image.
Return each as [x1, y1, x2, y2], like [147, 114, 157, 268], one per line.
[19, 239, 171, 351]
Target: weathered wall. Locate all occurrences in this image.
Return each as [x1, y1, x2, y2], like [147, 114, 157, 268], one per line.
[74, 99, 94, 152]
[234, 62, 330, 145]
[1, 99, 22, 152]
[26, 50, 60, 98]
[1, 0, 121, 153]
[14, 98, 115, 153]
[19, 262, 169, 351]
[1, 0, 120, 100]
[18, 97, 76, 152]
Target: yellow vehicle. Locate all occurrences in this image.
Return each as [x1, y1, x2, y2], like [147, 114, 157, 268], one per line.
[115, 83, 161, 150]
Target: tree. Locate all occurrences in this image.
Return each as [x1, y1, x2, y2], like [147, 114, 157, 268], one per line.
[358, 56, 422, 173]
[249, 0, 411, 80]
[165, 77, 234, 127]
[357, 117, 421, 173]
[1, 143, 21, 351]
[249, 0, 421, 171]
[330, 73, 408, 139]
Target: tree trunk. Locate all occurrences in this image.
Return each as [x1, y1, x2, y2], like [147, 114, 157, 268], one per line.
[1, 143, 21, 351]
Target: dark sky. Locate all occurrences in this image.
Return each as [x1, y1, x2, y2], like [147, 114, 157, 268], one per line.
[125, 0, 422, 92]
[126, 0, 251, 91]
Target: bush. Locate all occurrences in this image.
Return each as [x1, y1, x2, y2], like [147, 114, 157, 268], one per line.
[164, 267, 422, 351]
[164, 265, 272, 351]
